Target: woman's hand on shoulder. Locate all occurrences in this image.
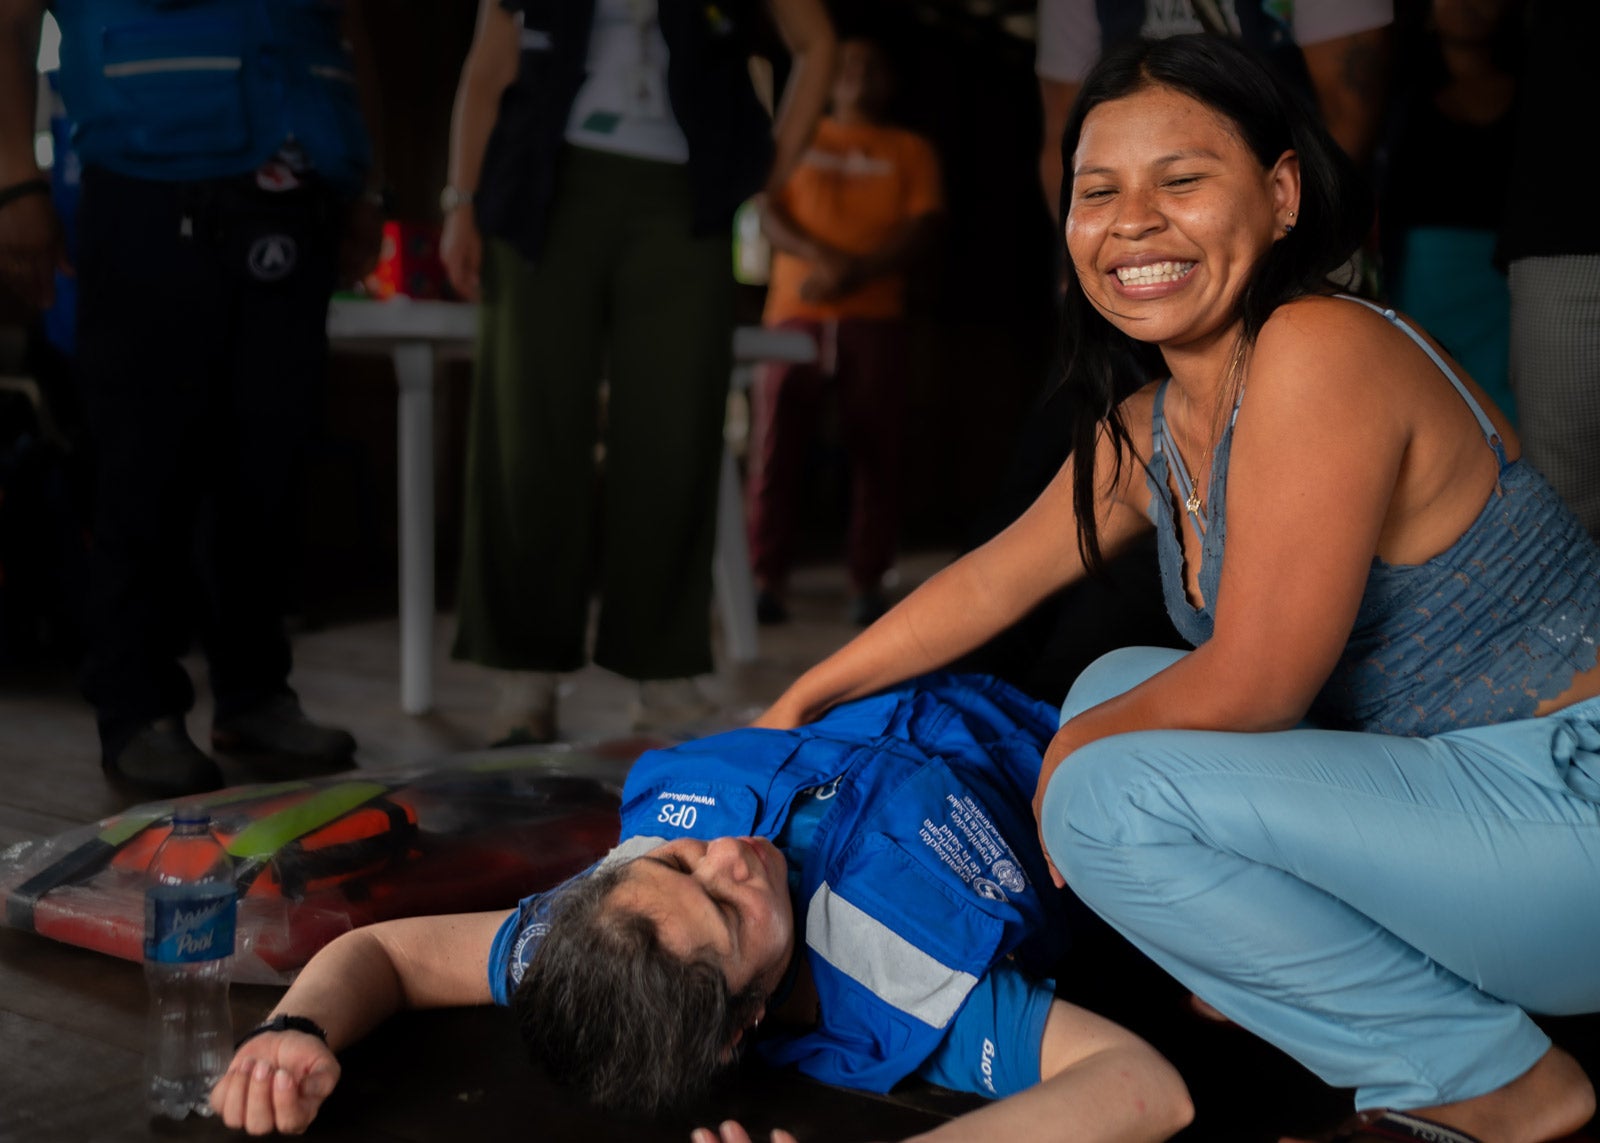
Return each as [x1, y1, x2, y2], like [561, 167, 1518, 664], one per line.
[210, 1028, 340, 1136]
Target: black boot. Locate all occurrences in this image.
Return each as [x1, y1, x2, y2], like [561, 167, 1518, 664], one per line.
[211, 693, 356, 772]
[104, 718, 225, 796]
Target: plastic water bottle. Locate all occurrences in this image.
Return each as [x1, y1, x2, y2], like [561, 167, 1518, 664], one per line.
[143, 808, 236, 1119]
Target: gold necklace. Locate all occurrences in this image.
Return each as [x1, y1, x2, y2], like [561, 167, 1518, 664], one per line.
[1180, 336, 1247, 518]
[1183, 427, 1214, 518]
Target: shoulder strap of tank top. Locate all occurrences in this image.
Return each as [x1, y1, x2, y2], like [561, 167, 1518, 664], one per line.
[1335, 294, 1509, 469]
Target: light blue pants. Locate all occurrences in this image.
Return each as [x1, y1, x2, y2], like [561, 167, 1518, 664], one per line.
[1040, 647, 1600, 1111]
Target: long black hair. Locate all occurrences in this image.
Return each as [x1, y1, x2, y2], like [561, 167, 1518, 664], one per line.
[1053, 34, 1374, 571]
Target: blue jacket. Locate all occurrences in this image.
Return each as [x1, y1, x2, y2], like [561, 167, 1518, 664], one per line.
[615, 672, 1069, 1093]
[51, 0, 370, 191]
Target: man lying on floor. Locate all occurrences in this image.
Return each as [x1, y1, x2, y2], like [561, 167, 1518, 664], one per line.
[210, 673, 1192, 1141]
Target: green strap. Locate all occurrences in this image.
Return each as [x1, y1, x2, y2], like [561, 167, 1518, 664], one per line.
[227, 782, 393, 859]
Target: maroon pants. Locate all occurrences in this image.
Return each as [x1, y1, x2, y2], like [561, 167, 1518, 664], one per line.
[745, 317, 910, 593]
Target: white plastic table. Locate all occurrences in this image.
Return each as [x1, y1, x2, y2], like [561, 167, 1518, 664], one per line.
[327, 298, 474, 714]
[326, 298, 816, 715]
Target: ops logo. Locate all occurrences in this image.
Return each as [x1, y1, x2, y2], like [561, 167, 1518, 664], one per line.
[658, 801, 698, 829]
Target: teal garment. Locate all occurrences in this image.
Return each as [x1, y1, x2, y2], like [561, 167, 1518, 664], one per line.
[1043, 645, 1600, 1111]
[452, 146, 734, 679]
[1147, 294, 1600, 736]
[1391, 227, 1515, 427]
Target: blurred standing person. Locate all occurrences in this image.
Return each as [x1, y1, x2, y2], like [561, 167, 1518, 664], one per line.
[1379, 0, 1521, 427]
[441, 0, 834, 746]
[1035, 0, 1394, 220]
[746, 37, 943, 628]
[1501, 0, 1600, 538]
[0, 0, 381, 794]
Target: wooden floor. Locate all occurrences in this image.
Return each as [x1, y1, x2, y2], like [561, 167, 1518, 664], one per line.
[1, 552, 1596, 1143]
[0, 555, 974, 1143]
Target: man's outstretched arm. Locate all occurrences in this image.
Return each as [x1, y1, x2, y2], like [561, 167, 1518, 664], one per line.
[210, 909, 507, 1136]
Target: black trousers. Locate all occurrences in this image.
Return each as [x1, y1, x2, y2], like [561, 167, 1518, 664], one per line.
[74, 166, 339, 756]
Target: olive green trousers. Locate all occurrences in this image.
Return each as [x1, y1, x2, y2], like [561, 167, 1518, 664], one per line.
[453, 147, 733, 679]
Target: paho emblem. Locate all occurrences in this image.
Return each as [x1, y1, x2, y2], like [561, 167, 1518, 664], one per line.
[248, 234, 298, 282]
[972, 877, 1007, 902]
[991, 859, 1025, 894]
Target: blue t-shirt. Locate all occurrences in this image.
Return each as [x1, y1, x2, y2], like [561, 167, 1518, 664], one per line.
[487, 786, 1055, 1099]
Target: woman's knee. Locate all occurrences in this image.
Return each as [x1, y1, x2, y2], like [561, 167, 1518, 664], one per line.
[1059, 646, 1189, 726]
[1039, 734, 1160, 885]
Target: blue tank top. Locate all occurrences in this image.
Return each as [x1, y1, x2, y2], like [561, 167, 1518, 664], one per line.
[1146, 295, 1600, 736]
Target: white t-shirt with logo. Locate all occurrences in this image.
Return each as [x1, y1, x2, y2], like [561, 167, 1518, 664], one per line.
[564, 0, 690, 164]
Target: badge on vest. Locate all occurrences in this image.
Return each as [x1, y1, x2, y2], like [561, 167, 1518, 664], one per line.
[918, 793, 1031, 903]
[248, 235, 298, 282]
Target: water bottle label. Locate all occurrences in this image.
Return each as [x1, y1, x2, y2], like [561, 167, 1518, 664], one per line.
[144, 887, 237, 964]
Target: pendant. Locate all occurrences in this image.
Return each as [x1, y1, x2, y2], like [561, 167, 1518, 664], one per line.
[1186, 493, 1201, 515]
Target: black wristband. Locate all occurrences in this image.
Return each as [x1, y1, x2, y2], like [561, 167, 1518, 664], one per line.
[0, 178, 50, 212]
[235, 1014, 330, 1049]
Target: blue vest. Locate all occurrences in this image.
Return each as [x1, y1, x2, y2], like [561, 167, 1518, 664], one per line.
[615, 672, 1070, 1093]
[51, 0, 370, 191]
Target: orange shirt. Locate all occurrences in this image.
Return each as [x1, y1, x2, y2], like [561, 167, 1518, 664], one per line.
[764, 117, 943, 324]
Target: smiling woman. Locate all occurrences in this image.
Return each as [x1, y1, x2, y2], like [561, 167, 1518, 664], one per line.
[752, 32, 1600, 1143]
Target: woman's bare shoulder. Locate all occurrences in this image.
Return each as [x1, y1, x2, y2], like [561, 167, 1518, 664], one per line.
[1259, 293, 1390, 345]
[1253, 296, 1414, 399]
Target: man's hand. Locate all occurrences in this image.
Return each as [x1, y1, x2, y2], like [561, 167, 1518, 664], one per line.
[0, 188, 64, 312]
[691, 1121, 801, 1143]
[210, 1029, 341, 1136]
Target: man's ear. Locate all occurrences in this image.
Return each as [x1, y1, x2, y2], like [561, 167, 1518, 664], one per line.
[720, 1005, 767, 1062]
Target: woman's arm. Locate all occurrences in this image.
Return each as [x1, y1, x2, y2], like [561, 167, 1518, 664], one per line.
[439, 0, 519, 301]
[1299, 26, 1391, 168]
[760, 0, 834, 197]
[210, 910, 507, 1136]
[1031, 302, 1429, 838]
[756, 427, 1152, 728]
